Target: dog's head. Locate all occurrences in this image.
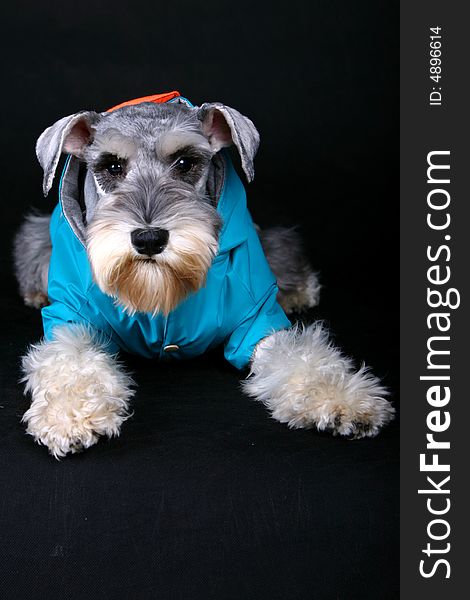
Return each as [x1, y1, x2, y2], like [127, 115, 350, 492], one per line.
[36, 99, 259, 315]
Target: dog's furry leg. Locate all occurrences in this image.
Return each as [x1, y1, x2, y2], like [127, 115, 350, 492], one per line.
[243, 323, 394, 438]
[13, 212, 52, 308]
[258, 227, 320, 314]
[21, 324, 134, 458]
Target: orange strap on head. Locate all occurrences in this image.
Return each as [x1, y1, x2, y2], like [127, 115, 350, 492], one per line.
[106, 91, 181, 113]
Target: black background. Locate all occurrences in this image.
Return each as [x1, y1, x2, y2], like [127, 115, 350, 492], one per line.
[0, 1, 398, 599]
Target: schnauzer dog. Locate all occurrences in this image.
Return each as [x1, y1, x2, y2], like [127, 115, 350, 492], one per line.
[14, 92, 394, 458]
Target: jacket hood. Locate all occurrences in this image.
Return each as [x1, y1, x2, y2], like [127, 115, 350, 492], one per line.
[57, 92, 252, 256]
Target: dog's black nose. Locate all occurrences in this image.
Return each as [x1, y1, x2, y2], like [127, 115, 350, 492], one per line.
[131, 228, 169, 256]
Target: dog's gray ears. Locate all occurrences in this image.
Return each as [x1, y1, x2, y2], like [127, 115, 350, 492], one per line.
[36, 111, 100, 196]
[197, 103, 260, 182]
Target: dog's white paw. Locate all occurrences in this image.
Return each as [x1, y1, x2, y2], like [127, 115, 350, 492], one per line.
[278, 271, 321, 314]
[23, 290, 49, 309]
[21, 325, 134, 458]
[244, 323, 394, 438]
[308, 367, 395, 439]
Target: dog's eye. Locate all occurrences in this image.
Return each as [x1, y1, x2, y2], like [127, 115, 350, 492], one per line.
[174, 156, 194, 174]
[106, 162, 123, 176]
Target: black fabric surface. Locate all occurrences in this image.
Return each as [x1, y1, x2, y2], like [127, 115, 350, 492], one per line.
[0, 1, 398, 598]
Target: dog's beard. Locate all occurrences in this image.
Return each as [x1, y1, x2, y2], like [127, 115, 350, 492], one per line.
[87, 222, 219, 315]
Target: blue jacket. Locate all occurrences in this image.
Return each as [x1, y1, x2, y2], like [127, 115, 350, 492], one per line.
[42, 117, 290, 370]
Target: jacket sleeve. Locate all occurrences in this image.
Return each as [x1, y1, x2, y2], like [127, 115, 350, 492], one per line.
[41, 204, 119, 353]
[223, 282, 291, 370]
[41, 301, 120, 354]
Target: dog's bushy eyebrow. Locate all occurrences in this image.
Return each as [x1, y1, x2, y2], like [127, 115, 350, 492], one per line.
[158, 130, 211, 158]
[92, 129, 137, 160]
